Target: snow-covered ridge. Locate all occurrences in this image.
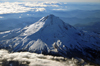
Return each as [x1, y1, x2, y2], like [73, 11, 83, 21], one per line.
[0, 14, 100, 65]
[23, 14, 69, 36]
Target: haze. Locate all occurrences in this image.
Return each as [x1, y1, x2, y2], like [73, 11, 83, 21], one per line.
[0, 0, 100, 2]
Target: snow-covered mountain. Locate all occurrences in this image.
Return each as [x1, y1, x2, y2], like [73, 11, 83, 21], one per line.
[0, 14, 100, 64]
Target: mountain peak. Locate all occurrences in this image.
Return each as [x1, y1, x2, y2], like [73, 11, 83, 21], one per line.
[48, 14, 55, 17]
[38, 14, 57, 22]
[0, 15, 100, 65]
[44, 14, 65, 25]
[24, 14, 70, 36]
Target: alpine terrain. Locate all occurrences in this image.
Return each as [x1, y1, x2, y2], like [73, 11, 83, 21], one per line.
[0, 14, 100, 64]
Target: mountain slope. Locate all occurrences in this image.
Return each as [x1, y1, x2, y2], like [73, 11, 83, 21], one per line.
[0, 14, 100, 64]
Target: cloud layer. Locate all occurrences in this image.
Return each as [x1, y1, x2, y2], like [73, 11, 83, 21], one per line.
[0, 2, 100, 15]
[0, 2, 47, 14]
[0, 2, 65, 14]
[0, 49, 96, 66]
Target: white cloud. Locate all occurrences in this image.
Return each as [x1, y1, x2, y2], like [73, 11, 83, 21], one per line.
[52, 9, 67, 11]
[0, 2, 47, 14]
[24, 2, 59, 7]
[27, 14, 30, 16]
[24, 2, 47, 7]
[0, 2, 62, 14]
[19, 16, 21, 18]
[0, 50, 88, 66]
[1, 1, 99, 15]
[0, 16, 4, 18]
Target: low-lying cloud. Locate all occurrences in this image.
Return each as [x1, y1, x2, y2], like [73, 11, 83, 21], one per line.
[0, 49, 99, 66]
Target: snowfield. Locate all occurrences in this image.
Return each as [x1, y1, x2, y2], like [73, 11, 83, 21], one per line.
[0, 49, 99, 66]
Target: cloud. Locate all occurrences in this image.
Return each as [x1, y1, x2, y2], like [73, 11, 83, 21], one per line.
[52, 9, 67, 11]
[0, 49, 89, 66]
[0, 1, 99, 15]
[0, 16, 4, 18]
[0, 2, 61, 14]
[0, 2, 46, 14]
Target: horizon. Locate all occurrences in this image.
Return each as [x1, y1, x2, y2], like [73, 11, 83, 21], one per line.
[0, 0, 100, 3]
[0, 1, 100, 4]
[0, 1, 100, 32]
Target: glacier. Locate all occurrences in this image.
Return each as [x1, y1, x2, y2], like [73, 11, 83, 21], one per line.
[0, 14, 100, 64]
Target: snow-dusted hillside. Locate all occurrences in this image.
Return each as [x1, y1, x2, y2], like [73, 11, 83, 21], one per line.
[0, 14, 100, 64]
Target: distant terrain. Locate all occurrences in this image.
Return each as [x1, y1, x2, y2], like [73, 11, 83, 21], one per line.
[0, 2, 100, 32]
[75, 21, 100, 33]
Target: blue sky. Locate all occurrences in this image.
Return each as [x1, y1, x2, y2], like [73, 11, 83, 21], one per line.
[0, 0, 100, 2]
